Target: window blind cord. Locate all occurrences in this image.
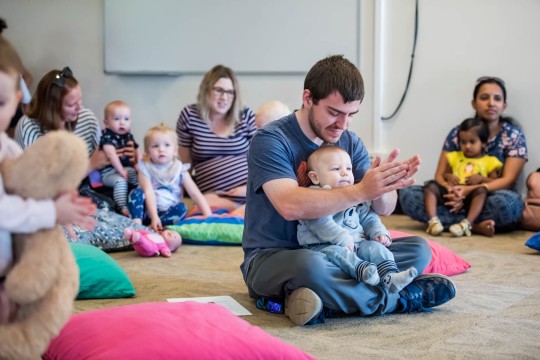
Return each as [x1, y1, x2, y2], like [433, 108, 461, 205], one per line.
[381, 0, 419, 121]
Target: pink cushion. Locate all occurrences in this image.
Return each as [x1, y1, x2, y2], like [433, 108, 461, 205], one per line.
[43, 302, 314, 360]
[389, 230, 471, 276]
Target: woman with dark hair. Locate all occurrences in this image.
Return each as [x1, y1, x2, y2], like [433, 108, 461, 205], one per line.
[176, 65, 256, 211]
[15, 67, 137, 211]
[399, 76, 528, 236]
[14, 67, 145, 250]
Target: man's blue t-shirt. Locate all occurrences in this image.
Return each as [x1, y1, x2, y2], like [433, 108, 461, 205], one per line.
[240, 113, 371, 279]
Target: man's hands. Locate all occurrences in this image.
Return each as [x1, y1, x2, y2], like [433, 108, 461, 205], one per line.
[381, 148, 421, 180]
[357, 149, 420, 200]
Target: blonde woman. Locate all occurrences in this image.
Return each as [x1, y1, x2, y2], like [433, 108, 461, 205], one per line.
[176, 65, 256, 212]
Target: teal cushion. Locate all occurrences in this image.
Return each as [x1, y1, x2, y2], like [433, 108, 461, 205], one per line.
[168, 215, 244, 245]
[70, 243, 135, 299]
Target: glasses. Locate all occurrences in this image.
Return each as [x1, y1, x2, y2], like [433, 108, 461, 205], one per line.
[212, 87, 235, 97]
[52, 66, 73, 87]
[476, 76, 505, 88]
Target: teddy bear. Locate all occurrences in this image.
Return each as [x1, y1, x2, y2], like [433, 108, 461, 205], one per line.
[123, 228, 182, 257]
[0, 131, 89, 360]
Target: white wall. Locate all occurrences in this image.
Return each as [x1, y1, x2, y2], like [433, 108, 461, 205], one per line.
[379, 0, 540, 187]
[0, 0, 331, 140]
[2, 0, 538, 191]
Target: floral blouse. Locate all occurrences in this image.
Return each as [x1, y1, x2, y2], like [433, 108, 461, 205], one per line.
[443, 120, 528, 163]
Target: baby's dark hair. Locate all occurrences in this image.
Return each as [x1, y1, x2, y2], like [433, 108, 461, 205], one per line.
[458, 117, 489, 144]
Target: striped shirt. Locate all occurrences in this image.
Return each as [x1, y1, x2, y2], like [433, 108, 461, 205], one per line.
[176, 104, 256, 194]
[14, 108, 101, 156]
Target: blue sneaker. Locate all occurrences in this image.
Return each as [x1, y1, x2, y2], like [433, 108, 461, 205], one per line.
[396, 274, 456, 313]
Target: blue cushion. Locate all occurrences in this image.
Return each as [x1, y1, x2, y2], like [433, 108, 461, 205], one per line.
[525, 232, 540, 251]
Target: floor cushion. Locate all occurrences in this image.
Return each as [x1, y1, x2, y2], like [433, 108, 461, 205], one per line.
[71, 243, 135, 299]
[43, 302, 314, 360]
[525, 231, 540, 251]
[168, 214, 244, 245]
[389, 230, 471, 276]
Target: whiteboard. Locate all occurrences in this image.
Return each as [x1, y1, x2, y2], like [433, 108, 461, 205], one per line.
[104, 0, 360, 75]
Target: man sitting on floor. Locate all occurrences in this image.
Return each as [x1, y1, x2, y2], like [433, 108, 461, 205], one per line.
[240, 54, 456, 325]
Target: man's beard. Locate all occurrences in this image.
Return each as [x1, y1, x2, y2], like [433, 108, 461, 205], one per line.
[308, 107, 337, 145]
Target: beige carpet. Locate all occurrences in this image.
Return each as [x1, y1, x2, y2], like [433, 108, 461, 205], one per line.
[74, 215, 540, 359]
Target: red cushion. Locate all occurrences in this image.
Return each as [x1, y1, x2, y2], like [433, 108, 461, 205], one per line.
[389, 230, 471, 276]
[44, 302, 314, 360]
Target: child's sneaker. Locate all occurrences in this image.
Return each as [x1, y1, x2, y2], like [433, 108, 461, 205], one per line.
[426, 217, 444, 236]
[449, 219, 472, 237]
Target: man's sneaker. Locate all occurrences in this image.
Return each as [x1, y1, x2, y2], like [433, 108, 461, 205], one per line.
[284, 287, 323, 326]
[397, 274, 456, 313]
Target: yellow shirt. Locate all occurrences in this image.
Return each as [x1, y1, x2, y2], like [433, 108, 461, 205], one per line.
[446, 151, 503, 185]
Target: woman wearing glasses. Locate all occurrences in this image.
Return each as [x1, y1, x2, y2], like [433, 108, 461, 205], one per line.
[399, 76, 528, 236]
[176, 65, 256, 211]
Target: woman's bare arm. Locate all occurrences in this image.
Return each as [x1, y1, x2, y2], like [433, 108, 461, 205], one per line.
[178, 146, 192, 164]
[87, 149, 110, 174]
[482, 157, 525, 191]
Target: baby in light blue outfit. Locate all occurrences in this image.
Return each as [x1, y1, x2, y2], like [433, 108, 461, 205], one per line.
[297, 146, 417, 293]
